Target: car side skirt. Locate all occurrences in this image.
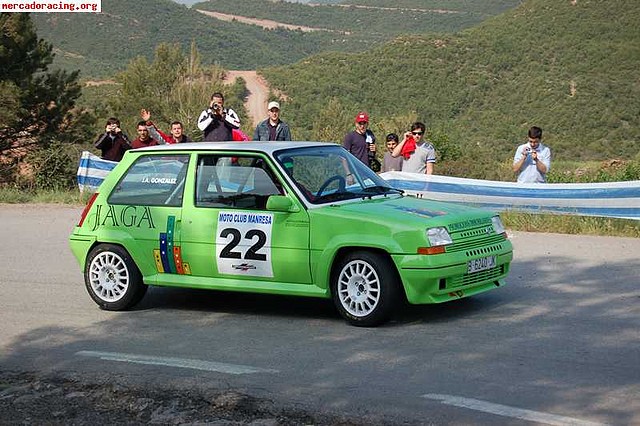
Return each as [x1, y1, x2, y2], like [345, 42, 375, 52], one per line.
[151, 274, 330, 298]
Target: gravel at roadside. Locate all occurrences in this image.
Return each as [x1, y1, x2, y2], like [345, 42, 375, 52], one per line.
[0, 371, 369, 425]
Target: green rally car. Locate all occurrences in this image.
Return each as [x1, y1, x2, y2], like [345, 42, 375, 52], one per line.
[69, 142, 513, 326]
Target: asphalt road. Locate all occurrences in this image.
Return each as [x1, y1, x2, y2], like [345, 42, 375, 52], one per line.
[1, 204, 639, 425]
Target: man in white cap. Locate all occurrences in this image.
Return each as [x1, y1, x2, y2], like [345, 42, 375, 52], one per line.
[253, 100, 292, 141]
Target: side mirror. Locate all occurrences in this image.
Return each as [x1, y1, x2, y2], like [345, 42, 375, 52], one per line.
[266, 195, 299, 213]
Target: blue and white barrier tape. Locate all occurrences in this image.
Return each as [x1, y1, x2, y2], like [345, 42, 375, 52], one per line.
[76, 151, 117, 192]
[380, 171, 640, 220]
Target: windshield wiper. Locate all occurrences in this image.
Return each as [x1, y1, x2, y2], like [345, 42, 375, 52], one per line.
[313, 191, 357, 204]
[359, 186, 403, 195]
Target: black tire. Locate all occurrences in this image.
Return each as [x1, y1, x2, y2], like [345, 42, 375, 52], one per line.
[84, 244, 147, 311]
[331, 250, 400, 327]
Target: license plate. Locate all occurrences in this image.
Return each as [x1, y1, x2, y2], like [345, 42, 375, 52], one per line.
[467, 255, 496, 274]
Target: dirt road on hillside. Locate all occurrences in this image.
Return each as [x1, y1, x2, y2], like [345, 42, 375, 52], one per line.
[197, 9, 339, 33]
[224, 70, 270, 129]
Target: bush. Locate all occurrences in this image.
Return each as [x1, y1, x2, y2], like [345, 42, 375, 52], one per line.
[24, 141, 83, 190]
[548, 159, 640, 183]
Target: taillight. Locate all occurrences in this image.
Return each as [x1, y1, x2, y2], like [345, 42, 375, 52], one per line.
[78, 192, 98, 227]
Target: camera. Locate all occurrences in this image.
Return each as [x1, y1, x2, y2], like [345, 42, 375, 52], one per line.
[213, 103, 221, 111]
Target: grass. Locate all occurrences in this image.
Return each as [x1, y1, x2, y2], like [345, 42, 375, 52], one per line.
[500, 211, 640, 238]
[0, 188, 638, 238]
[0, 188, 90, 206]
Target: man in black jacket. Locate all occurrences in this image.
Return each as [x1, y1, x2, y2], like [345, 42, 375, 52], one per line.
[94, 117, 131, 162]
[197, 92, 240, 141]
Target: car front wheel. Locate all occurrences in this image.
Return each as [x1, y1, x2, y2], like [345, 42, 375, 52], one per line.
[331, 251, 400, 327]
[84, 244, 147, 311]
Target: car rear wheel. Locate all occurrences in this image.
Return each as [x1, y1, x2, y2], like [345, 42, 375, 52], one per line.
[85, 244, 147, 311]
[331, 251, 399, 327]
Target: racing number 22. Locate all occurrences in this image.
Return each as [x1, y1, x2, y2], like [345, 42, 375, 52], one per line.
[219, 228, 267, 261]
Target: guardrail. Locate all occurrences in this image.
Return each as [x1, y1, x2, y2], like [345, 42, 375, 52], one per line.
[381, 171, 640, 221]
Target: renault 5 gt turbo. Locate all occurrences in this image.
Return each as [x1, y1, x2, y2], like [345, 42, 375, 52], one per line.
[69, 142, 513, 326]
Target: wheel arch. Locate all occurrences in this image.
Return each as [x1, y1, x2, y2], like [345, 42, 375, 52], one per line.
[84, 240, 154, 282]
[328, 246, 406, 300]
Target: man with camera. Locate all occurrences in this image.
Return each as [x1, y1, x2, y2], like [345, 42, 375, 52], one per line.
[197, 92, 241, 142]
[94, 117, 132, 162]
[512, 126, 551, 183]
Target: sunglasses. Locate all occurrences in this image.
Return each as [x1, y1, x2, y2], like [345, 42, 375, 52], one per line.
[357, 121, 368, 125]
[412, 131, 424, 135]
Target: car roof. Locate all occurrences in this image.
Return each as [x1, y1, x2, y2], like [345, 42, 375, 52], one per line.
[132, 141, 335, 155]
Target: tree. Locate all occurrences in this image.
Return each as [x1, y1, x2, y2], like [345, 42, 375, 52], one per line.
[311, 97, 350, 143]
[0, 13, 93, 184]
[109, 42, 245, 139]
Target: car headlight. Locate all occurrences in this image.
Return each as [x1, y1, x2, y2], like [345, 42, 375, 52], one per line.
[426, 227, 452, 246]
[491, 215, 506, 235]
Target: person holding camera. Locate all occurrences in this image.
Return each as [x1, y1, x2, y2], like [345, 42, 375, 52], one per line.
[94, 117, 132, 162]
[391, 122, 436, 174]
[512, 126, 551, 183]
[197, 92, 241, 141]
[343, 111, 378, 170]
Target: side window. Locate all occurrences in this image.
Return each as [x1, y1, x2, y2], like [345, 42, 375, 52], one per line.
[108, 155, 190, 207]
[195, 155, 283, 210]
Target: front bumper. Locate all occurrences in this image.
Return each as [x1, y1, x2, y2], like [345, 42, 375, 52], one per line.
[393, 250, 513, 304]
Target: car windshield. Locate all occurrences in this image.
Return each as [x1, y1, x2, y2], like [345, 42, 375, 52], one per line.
[274, 145, 402, 204]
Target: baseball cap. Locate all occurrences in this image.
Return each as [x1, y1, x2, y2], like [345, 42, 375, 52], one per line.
[355, 112, 369, 123]
[268, 101, 280, 110]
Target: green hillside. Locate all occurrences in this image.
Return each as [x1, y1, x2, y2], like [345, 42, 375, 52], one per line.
[32, 0, 520, 79]
[30, 0, 368, 78]
[261, 0, 640, 163]
[192, 0, 521, 38]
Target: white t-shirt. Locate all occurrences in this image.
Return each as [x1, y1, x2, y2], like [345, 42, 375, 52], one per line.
[513, 142, 551, 183]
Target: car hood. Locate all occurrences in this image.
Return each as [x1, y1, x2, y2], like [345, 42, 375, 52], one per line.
[313, 195, 495, 230]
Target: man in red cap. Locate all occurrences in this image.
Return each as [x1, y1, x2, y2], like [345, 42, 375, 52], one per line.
[343, 111, 377, 170]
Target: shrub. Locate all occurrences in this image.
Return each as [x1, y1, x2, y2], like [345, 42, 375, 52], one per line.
[25, 141, 82, 190]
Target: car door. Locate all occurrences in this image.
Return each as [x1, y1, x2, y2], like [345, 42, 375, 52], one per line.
[178, 153, 312, 286]
[103, 154, 190, 277]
